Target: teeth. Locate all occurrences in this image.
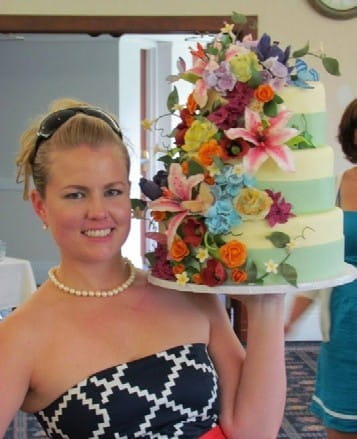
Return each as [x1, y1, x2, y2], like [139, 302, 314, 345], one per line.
[84, 228, 111, 237]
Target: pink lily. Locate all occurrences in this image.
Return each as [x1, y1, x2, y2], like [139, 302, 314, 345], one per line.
[225, 107, 298, 174]
[149, 163, 205, 250]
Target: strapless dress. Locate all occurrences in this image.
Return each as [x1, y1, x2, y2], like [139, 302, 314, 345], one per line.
[34, 343, 219, 438]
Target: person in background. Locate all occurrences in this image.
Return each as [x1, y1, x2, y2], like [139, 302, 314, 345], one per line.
[286, 98, 357, 439]
[0, 98, 286, 439]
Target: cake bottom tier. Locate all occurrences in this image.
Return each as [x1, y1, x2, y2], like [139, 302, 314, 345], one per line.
[227, 207, 344, 285]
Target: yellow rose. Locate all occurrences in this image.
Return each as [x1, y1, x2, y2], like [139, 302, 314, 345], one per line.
[229, 52, 261, 83]
[234, 187, 273, 220]
[182, 120, 218, 153]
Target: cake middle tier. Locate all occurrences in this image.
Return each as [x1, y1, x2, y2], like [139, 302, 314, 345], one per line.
[255, 145, 336, 214]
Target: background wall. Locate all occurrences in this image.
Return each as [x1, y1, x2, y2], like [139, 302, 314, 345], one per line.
[0, 36, 120, 280]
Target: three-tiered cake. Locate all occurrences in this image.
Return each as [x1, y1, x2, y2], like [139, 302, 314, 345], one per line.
[135, 19, 343, 288]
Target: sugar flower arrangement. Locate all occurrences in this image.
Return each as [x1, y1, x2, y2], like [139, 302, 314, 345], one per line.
[133, 13, 339, 288]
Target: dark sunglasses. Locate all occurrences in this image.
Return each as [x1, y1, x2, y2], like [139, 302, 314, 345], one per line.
[31, 106, 122, 164]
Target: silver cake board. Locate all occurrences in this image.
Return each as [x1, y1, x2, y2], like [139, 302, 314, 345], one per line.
[147, 263, 357, 295]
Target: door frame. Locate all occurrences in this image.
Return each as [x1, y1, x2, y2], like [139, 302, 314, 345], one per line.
[0, 15, 256, 35]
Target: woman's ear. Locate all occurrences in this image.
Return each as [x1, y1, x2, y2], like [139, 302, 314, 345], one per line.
[30, 189, 47, 225]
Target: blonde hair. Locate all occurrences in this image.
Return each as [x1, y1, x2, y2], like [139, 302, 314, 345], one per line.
[16, 98, 130, 200]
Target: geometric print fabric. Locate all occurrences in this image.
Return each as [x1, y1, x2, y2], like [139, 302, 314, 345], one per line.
[35, 343, 219, 438]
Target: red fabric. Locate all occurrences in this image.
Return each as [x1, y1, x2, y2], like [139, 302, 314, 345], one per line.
[199, 425, 227, 439]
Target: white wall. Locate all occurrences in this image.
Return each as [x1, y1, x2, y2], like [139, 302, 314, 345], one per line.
[0, 35, 120, 282]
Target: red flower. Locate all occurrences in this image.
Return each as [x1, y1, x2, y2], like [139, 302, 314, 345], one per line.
[181, 217, 206, 247]
[265, 189, 295, 226]
[201, 259, 227, 287]
[174, 123, 188, 146]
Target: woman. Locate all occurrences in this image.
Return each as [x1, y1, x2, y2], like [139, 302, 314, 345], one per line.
[0, 98, 286, 439]
[309, 98, 357, 439]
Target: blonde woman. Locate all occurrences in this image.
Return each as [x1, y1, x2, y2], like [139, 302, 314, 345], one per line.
[0, 99, 286, 439]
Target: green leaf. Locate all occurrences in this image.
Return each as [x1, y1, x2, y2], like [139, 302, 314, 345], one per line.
[167, 86, 179, 113]
[246, 260, 258, 283]
[214, 234, 226, 247]
[144, 251, 156, 268]
[213, 155, 224, 170]
[206, 46, 219, 56]
[181, 72, 201, 83]
[188, 160, 205, 175]
[278, 263, 298, 287]
[292, 42, 310, 58]
[273, 94, 284, 104]
[286, 134, 315, 149]
[263, 100, 278, 117]
[231, 11, 247, 24]
[321, 56, 341, 76]
[130, 198, 147, 211]
[158, 154, 176, 166]
[266, 231, 290, 248]
[184, 256, 201, 272]
[247, 69, 263, 88]
[220, 34, 232, 47]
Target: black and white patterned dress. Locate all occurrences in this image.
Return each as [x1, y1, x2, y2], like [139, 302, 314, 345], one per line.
[34, 343, 219, 438]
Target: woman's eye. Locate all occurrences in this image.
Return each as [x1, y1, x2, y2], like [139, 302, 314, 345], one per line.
[105, 188, 122, 197]
[64, 192, 84, 199]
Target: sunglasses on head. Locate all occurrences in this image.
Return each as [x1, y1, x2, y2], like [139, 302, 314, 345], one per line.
[31, 106, 122, 164]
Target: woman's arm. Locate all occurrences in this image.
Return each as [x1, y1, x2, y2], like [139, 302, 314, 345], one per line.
[207, 294, 286, 439]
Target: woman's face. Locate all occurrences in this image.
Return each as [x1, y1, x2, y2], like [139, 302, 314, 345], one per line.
[32, 143, 131, 265]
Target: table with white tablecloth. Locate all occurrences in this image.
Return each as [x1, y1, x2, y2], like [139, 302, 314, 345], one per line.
[0, 257, 36, 310]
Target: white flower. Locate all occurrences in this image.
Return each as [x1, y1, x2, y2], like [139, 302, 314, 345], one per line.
[264, 259, 279, 274]
[232, 163, 245, 177]
[196, 247, 209, 263]
[175, 271, 189, 286]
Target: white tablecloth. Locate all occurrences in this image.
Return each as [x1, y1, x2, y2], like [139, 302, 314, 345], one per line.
[0, 257, 36, 309]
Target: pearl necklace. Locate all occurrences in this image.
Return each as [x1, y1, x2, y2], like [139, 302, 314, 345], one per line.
[48, 258, 136, 297]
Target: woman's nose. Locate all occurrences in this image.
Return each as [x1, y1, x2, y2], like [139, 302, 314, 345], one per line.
[86, 196, 108, 219]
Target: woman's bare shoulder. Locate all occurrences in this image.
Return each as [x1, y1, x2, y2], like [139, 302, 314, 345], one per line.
[342, 166, 357, 183]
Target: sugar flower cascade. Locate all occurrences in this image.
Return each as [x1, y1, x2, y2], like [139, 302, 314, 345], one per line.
[133, 13, 340, 288]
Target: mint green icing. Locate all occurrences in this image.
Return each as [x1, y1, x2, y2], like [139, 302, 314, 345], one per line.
[256, 177, 335, 214]
[244, 239, 344, 285]
[288, 112, 326, 146]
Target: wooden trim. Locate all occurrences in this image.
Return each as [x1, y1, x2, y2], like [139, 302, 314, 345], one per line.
[0, 15, 257, 36]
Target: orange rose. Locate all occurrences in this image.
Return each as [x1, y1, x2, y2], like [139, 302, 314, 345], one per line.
[192, 273, 203, 284]
[169, 237, 190, 261]
[198, 139, 224, 166]
[254, 84, 274, 103]
[151, 211, 167, 222]
[231, 269, 248, 284]
[172, 264, 186, 274]
[219, 240, 247, 268]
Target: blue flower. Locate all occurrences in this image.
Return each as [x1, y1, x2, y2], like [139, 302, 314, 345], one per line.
[205, 196, 241, 234]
